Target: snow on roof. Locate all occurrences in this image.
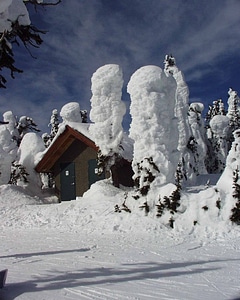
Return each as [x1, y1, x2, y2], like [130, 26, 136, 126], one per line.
[63, 121, 93, 140]
[35, 121, 133, 170]
[66, 121, 133, 161]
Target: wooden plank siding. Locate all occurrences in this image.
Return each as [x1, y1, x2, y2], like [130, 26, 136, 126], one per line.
[53, 139, 98, 198]
[35, 124, 133, 200]
[35, 125, 98, 173]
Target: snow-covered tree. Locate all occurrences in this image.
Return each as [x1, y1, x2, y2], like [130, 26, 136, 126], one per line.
[0, 146, 13, 185]
[42, 132, 51, 148]
[230, 167, 240, 224]
[128, 65, 179, 196]
[59, 102, 88, 127]
[206, 89, 240, 171]
[0, 0, 60, 88]
[40, 108, 60, 186]
[206, 115, 229, 173]
[42, 108, 60, 148]
[218, 129, 240, 189]
[204, 97, 231, 173]
[0, 124, 18, 158]
[16, 132, 45, 192]
[8, 160, 29, 185]
[89, 64, 126, 175]
[164, 54, 176, 72]
[188, 102, 207, 174]
[80, 110, 88, 123]
[205, 99, 226, 127]
[3, 110, 19, 143]
[164, 54, 197, 184]
[17, 115, 41, 144]
[217, 129, 240, 222]
[0, 111, 18, 184]
[227, 88, 240, 140]
[49, 108, 59, 139]
[60, 102, 83, 124]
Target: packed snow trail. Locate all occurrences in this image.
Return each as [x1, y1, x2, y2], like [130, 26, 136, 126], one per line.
[1, 229, 240, 300]
[1, 183, 240, 299]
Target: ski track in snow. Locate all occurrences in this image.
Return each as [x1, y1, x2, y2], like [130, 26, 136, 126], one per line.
[1, 182, 240, 300]
[0, 229, 240, 300]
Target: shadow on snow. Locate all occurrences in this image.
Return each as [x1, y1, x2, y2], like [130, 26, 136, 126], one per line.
[0, 248, 91, 260]
[1, 257, 239, 300]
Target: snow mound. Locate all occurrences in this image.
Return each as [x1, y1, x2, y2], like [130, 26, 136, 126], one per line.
[60, 102, 82, 123]
[210, 115, 229, 137]
[0, 125, 17, 156]
[0, 0, 12, 13]
[0, 146, 12, 185]
[189, 102, 204, 113]
[1, 178, 239, 240]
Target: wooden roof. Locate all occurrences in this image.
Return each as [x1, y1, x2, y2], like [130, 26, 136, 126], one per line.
[35, 125, 98, 173]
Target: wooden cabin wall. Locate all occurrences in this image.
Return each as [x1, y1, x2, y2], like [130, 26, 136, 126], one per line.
[54, 139, 97, 198]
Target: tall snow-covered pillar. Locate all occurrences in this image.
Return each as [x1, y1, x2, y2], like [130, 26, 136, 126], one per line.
[89, 64, 126, 157]
[127, 65, 179, 192]
[164, 55, 198, 184]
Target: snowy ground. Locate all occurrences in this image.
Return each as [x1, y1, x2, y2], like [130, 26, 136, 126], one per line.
[1, 181, 240, 300]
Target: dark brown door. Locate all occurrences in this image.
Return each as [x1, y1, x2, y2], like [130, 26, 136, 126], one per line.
[60, 162, 76, 201]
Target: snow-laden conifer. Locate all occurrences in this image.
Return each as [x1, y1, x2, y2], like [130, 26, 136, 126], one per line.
[3, 111, 19, 144]
[218, 129, 240, 222]
[49, 109, 59, 139]
[218, 129, 240, 190]
[60, 102, 82, 123]
[0, 124, 17, 158]
[0, 111, 18, 157]
[227, 88, 240, 142]
[164, 54, 197, 184]
[16, 132, 45, 192]
[205, 99, 226, 127]
[128, 65, 179, 195]
[207, 115, 229, 173]
[0, 111, 18, 184]
[42, 108, 60, 148]
[89, 64, 126, 173]
[0, 0, 31, 33]
[188, 102, 207, 174]
[230, 166, 240, 224]
[17, 116, 41, 145]
[164, 55, 190, 152]
[0, 0, 60, 88]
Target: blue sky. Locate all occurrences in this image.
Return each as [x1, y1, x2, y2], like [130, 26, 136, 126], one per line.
[0, 0, 240, 133]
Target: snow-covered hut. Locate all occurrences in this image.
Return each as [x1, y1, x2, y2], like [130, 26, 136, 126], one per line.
[35, 123, 133, 201]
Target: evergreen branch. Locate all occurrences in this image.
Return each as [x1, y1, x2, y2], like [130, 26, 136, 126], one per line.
[25, 0, 61, 6]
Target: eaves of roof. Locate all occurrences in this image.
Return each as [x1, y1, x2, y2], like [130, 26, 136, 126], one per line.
[35, 125, 98, 173]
